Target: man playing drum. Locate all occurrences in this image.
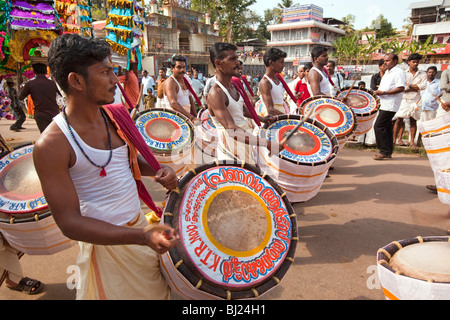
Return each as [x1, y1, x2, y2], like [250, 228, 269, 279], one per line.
[206, 42, 281, 164]
[33, 34, 179, 300]
[259, 48, 288, 116]
[163, 55, 197, 122]
[307, 46, 332, 97]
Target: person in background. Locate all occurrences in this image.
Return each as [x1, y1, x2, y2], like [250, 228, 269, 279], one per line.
[144, 88, 157, 110]
[370, 59, 386, 91]
[6, 78, 26, 131]
[326, 60, 344, 96]
[295, 62, 312, 107]
[373, 53, 405, 160]
[308, 46, 331, 96]
[420, 66, 442, 122]
[392, 53, 427, 149]
[155, 67, 167, 108]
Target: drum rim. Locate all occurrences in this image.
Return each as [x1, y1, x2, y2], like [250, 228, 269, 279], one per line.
[0, 143, 49, 215]
[299, 95, 358, 138]
[0, 210, 51, 224]
[262, 114, 340, 166]
[377, 236, 450, 284]
[336, 86, 380, 117]
[135, 108, 195, 155]
[163, 160, 298, 300]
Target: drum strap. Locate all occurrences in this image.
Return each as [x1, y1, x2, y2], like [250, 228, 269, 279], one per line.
[231, 77, 261, 127]
[103, 104, 163, 217]
[240, 75, 255, 97]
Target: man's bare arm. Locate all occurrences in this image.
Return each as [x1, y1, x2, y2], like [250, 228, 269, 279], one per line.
[33, 127, 177, 253]
[164, 78, 195, 120]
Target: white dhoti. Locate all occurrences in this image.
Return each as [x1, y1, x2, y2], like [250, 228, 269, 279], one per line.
[395, 98, 421, 120]
[75, 212, 170, 300]
[260, 102, 288, 117]
[216, 122, 256, 165]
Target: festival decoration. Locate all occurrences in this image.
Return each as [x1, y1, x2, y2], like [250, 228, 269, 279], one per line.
[105, 0, 145, 70]
[4, 0, 62, 63]
[54, 0, 93, 37]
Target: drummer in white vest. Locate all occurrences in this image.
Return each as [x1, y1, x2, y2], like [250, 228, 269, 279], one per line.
[207, 42, 281, 164]
[259, 48, 288, 116]
[163, 55, 197, 122]
[307, 46, 332, 97]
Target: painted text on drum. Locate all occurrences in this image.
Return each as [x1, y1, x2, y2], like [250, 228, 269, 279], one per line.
[180, 167, 292, 286]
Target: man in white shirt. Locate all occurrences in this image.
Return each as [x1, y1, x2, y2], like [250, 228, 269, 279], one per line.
[393, 53, 427, 149]
[420, 66, 442, 121]
[326, 60, 344, 97]
[141, 70, 155, 99]
[373, 53, 406, 160]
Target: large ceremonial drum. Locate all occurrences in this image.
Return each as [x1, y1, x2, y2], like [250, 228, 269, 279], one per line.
[194, 107, 217, 162]
[0, 144, 74, 255]
[257, 114, 339, 203]
[136, 108, 195, 176]
[418, 113, 450, 205]
[159, 161, 298, 300]
[377, 236, 450, 300]
[336, 87, 379, 137]
[300, 96, 356, 152]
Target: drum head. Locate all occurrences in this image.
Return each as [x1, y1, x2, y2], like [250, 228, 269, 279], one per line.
[198, 108, 216, 134]
[263, 115, 338, 165]
[336, 87, 379, 116]
[300, 96, 356, 138]
[135, 109, 194, 154]
[0, 144, 48, 215]
[163, 161, 297, 299]
[378, 236, 450, 283]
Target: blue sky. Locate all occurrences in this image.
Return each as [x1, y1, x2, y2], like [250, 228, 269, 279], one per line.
[250, 0, 414, 30]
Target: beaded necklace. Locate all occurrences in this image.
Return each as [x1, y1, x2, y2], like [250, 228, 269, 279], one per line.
[62, 107, 113, 177]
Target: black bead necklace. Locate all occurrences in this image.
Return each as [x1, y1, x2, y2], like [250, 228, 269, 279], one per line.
[62, 107, 113, 177]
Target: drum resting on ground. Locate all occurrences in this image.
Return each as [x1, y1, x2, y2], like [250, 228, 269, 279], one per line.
[0, 144, 74, 255]
[159, 161, 298, 300]
[377, 236, 450, 300]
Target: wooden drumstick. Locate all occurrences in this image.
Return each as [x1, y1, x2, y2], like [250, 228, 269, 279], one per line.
[280, 106, 319, 146]
[342, 77, 358, 102]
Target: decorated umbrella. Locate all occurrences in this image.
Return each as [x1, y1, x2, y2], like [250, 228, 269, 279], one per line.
[105, 0, 145, 70]
[54, 0, 93, 37]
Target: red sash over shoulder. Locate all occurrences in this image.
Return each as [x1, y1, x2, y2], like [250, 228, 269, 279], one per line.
[103, 104, 163, 217]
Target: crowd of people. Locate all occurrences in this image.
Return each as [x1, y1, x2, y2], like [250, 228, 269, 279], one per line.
[0, 32, 449, 299]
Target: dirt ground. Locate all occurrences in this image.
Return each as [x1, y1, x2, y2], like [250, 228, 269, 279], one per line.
[0, 117, 448, 300]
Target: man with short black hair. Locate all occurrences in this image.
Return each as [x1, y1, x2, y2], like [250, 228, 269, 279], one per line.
[207, 42, 280, 164]
[163, 55, 197, 120]
[308, 46, 331, 96]
[33, 33, 178, 300]
[259, 47, 288, 115]
[393, 53, 426, 149]
[420, 66, 441, 122]
[373, 53, 406, 160]
[326, 60, 344, 96]
[18, 63, 60, 133]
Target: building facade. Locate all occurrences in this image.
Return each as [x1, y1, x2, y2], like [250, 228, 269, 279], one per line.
[142, 0, 222, 77]
[266, 4, 345, 75]
[410, 0, 450, 66]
